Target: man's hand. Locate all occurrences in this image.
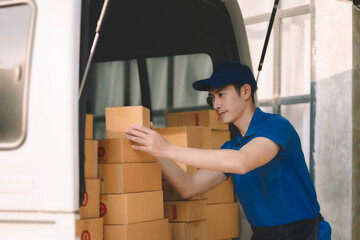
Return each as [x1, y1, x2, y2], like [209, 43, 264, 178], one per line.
[124, 124, 172, 159]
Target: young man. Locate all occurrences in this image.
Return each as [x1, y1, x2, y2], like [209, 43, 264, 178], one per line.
[125, 61, 331, 239]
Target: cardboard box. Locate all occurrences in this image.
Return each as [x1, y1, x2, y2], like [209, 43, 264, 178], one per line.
[85, 114, 93, 139]
[85, 140, 98, 179]
[171, 220, 207, 240]
[166, 110, 228, 130]
[98, 162, 162, 194]
[98, 138, 156, 163]
[162, 179, 207, 201]
[156, 126, 211, 174]
[206, 202, 239, 240]
[164, 200, 206, 222]
[205, 176, 234, 204]
[105, 106, 150, 139]
[169, 220, 172, 240]
[79, 179, 100, 219]
[76, 218, 103, 240]
[100, 191, 164, 224]
[156, 126, 212, 149]
[103, 219, 169, 240]
[211, 130, 230, 149]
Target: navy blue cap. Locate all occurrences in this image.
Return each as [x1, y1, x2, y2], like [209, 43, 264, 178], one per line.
[192, 61, 257, 91]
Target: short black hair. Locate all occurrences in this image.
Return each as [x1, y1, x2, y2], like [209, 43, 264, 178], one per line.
[231, 82, 257, 103]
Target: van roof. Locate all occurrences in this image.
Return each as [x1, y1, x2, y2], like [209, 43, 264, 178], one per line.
[84, 0, 240, 66]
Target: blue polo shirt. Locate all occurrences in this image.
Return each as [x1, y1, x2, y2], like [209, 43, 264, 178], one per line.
[222, 108, 331, 237]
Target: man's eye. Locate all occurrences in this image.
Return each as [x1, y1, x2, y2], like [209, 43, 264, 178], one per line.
[219, 93, 224, 97]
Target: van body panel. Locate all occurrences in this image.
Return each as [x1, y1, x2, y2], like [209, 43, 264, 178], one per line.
[0, 0, 81, 212]
[0, 212, 77, 240]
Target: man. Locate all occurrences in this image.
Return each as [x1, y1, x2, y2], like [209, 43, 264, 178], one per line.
[125, 61, 331, 239]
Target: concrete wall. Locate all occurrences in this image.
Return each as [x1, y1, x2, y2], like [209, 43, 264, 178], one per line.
[313, 0, 353, 239]
[314, 72, 352, 239]
[352, 5, 360, 240]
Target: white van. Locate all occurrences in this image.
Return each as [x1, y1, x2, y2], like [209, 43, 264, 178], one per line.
[0, 0, 252, 239]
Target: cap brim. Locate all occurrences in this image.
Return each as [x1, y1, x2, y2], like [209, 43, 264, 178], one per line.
[192, 77, 233, 91]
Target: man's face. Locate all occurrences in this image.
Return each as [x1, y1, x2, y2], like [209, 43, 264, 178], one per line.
[208, 84, 245, 124]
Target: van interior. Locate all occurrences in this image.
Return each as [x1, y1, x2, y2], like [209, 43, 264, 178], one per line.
[79, 0, 250, 203]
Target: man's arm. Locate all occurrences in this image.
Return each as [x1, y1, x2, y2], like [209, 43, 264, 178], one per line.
[125, 125, 280, 175]
[159, 158, 226, 199]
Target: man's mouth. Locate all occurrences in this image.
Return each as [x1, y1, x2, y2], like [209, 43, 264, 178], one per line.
[217, 111, 226, 119]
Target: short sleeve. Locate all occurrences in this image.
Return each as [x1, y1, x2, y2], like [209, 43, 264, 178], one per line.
[256, 116, 294, 151]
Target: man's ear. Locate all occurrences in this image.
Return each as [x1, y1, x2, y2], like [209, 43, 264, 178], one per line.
[242, 84, 252, 100]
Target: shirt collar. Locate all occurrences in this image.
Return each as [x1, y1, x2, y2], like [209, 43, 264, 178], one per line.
[236, 107, 265, 142]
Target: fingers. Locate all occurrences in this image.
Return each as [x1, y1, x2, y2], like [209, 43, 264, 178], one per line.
[125, 126, 150, 139]
[130, 124, 151, 134]
[124, 133, 148, 146]
[124, 125, 154, 149]
[124, 124, 159, 155]
[150, 122, 155, 130]
[131, 144, 150, 152]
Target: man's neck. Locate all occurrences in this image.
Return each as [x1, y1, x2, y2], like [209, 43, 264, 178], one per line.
[233, 104, 257, 137]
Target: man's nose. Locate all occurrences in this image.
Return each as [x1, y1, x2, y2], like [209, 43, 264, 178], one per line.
[213, 98, 220, 110]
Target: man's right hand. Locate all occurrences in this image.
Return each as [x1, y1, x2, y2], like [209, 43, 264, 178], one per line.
[124, 124, 173, 159]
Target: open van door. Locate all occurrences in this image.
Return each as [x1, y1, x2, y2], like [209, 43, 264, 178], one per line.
[0, 0, 81, 239]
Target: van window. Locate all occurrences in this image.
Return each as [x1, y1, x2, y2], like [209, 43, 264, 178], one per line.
[88, 59, 141, 138]
[148, 54, 212, 127]
[88, 53, 212, 139]
[0, 3, 34, 149]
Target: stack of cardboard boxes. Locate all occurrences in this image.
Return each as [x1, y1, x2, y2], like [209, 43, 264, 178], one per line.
[165, 110, 239, 240]
[76, 114, 103, 240]
[157, 125, 211, 240]
[99, 106, 169, 240]
[204, 113, 239, 240]
[75, 107, 239, 239]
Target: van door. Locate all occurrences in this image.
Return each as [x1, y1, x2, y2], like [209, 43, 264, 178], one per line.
[0, 0, 81, 239]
